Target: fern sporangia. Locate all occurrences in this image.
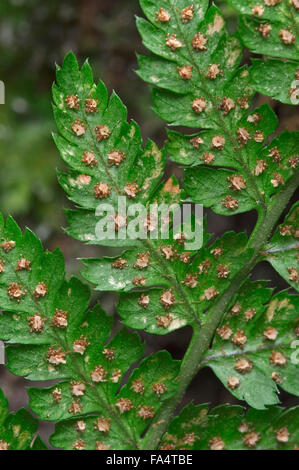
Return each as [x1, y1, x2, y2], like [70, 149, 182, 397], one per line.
[0, 387, 45, 450]
[0, 0, 298, 452]
[0, 214, 180, 450]
[202, 280, 299, 409]
[137, 2, 298, 214]
[161, 402, 299, 449]
[226, 0, 299, 104]
[53, 52, 171, 247]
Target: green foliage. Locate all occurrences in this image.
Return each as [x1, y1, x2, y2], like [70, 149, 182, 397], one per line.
[202, 282, 299, 409]
[137, 2, 250, 126]
[264, 202, 299, 291]
[227, 0, 299, 104]
[115, 231, 251, 334]
[227, 0, 299, 59]
[0, 1, 298, 452]
[250, 58, 299, 105]
[0, 387, 45, 450]
[53, 51, 173, 247]
[137, 1, 298, 216]
[53, 52, 256, 339]
[0, 213, 180, 450]
[183, 126, 298, 215]
[161, 402, 299, 450]
[54, 45, 298, 412]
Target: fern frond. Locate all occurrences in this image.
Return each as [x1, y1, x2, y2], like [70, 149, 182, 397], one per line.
[0, 387, 46, 450]
[53, 52, 176, 247]
[115, 230, 252, 334]
[227, 0, 299, 104]
[0, 214, 180, 450]
[263, 201, 299, 291]
[161, 402, 299, 450]
[137, 1, 299, 214]
[202, 281, 299, 408]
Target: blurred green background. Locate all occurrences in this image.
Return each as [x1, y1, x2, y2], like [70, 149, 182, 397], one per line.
[0, 0, 298, 443]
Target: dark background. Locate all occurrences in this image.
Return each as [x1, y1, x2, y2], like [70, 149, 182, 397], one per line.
[0, 0, 298, 446]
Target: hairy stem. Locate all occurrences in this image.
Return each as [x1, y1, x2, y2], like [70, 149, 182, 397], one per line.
[141, 171, 299, 450]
